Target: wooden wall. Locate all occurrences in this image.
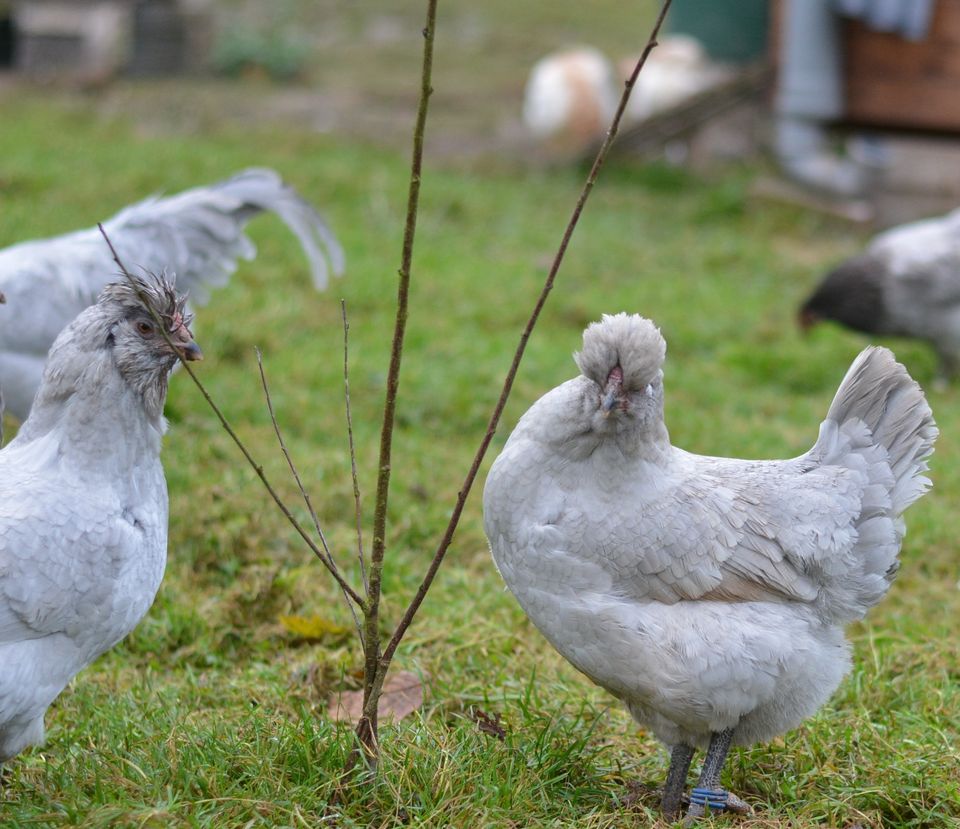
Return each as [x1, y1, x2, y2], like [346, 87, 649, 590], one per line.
[843, 2, 960, 132]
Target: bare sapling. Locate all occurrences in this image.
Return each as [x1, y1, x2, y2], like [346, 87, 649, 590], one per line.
[102, 0, 674, 772]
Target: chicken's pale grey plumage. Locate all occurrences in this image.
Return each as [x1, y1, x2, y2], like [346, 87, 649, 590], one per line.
[483, 313, 936, 821]
[0, 274, 200, 765]
[800, 207, 960, 382]
[0, 167, 344, 421]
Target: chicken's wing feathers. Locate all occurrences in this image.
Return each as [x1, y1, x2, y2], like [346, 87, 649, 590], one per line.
[610, 457, 851, 606]
[108, 168, 345, 299]
[0, 476, 131, 645]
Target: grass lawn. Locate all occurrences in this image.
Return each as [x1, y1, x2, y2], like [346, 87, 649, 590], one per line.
[0, 80, 958, 827]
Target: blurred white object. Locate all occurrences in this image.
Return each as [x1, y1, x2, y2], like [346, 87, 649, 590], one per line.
[523, 37, 733, 157]
[621, 35, 733, 123]
[522, 46, 618, 155]
[773, 0, 934, 196]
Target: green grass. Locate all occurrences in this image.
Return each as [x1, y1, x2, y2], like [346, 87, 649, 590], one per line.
[0, 89, 958, 828]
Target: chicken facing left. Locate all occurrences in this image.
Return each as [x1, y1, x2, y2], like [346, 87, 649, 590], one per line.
[0, 274, 200, 767]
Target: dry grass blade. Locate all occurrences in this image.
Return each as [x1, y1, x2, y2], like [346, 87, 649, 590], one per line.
[256, 348, 364, 639]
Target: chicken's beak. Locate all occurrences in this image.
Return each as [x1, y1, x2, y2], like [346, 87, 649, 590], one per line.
[601, 365, 624, 414]
[601, 384, 619, 413]
[177, 340, 204, 362]
[170, 317, 203, 362]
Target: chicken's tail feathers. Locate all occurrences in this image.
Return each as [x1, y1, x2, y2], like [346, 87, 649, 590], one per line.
[810, 347, 937, 619]
[104, 168, 345, 304]
[209, 168, 346, 291]
[825, 346, 937, 514]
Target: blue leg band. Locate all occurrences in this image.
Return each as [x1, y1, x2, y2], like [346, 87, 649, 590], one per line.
[690, 787, 729, 809]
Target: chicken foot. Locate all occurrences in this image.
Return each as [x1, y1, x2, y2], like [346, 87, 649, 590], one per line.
[683, 728, 751, 824]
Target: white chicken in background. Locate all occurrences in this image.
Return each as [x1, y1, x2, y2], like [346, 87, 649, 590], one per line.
[522, 46, 618, 156]
[522, 36, 732, 157]
[484, 313, 936, 821]
[620, 35, 733, 124]
[0, 167, 345, 422]
[0, 274, 199, 766]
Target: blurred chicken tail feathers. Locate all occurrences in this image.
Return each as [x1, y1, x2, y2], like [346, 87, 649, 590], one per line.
[210, 168, 346, 290]
[104, 168, 345, 304]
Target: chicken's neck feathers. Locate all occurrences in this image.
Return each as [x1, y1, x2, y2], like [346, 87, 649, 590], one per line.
[15, 349, 166, 470]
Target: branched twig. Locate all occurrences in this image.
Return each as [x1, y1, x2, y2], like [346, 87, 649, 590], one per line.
[341, 300, 368, 593]
[359, 0, 439, 725]
[97, 223, 364, 609]
[378, 0, 675, 668]
[99, 0, 674, 770]
[256, 348, 364, 640]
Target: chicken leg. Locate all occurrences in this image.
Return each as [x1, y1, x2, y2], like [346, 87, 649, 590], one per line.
[684, 728, 751, 823]
[661, 743, 695, 818]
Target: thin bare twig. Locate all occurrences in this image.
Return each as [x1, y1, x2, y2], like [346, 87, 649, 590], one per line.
[341, 300, 368, 593]
[256, 348, 364, 641]
[379, 0, 674, 668]
[255, 349, 331, 558]
[97, 223, 364, 609]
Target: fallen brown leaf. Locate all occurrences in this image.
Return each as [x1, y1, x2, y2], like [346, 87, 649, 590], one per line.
[469, 707, 506, 741]
[328, 670, 425, 724]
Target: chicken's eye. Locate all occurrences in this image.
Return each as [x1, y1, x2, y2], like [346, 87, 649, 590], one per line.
[136, 321, 154, 336]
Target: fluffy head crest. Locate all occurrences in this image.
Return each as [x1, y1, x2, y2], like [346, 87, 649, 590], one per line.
[99, 272, 190, 333]
[574, 313, 666, 388]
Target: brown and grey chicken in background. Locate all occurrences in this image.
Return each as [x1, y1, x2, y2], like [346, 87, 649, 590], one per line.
[484, 313, 936, 822]
[0, 167, 344, 422]
[800, 208, 960, 384]
[0, 274, 198, 767]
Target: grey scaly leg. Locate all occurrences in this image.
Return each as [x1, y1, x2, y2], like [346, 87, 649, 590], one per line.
[661, 743, 695, 818]
[684, 728, 751, 823]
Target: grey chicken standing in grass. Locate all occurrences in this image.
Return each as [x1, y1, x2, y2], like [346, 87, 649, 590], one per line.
[0, 167, 344, 422]
[0, 274, 200, 767]
[483, 313, 936, 822]
[800, 208, 960, 384]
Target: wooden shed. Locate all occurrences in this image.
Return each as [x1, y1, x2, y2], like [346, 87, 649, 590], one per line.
[843, 1, 960, 132]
